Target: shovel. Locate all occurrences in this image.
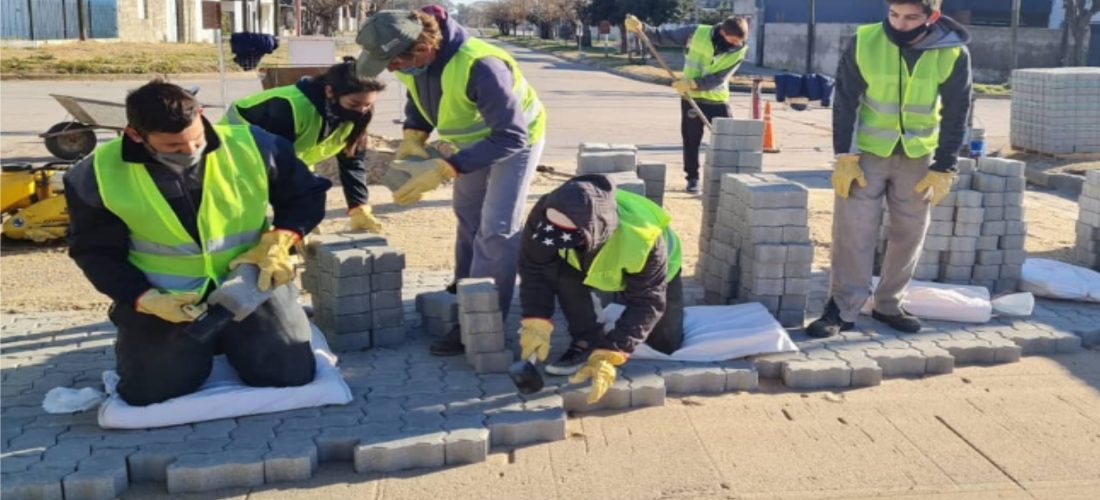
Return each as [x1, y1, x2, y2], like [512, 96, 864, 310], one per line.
[508, 354, 544, 395]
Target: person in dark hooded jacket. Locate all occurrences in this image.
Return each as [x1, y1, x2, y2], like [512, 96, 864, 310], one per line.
[517, 175, 684, 404]
[808, 0, 972, 338]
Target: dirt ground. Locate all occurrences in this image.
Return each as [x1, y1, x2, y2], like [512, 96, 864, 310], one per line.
[0, 137, 1081, 314]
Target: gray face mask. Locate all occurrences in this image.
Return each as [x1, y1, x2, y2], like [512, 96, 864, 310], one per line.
[150, 143, 206, 173]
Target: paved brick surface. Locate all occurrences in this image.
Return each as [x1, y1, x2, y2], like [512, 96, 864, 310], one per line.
[2, 270, 1099, 497]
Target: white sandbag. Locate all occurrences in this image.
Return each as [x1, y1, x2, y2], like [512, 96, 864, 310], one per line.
[98, 325, 352, 429]
[43, 386, 107, 414]
[600, 302, 797, 362]
[862, 277, 992, 323]
[1020, 258, 1100, 303]
[991, 293, 1034, 316]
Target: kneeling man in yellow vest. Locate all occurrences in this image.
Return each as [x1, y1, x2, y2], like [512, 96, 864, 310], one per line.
[808, 0, 972, 338]
[516, 175, 684, 403]
[64, 80, 332, 406]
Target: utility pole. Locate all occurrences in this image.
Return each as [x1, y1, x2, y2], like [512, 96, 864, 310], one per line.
[806, 0, 816, 74]
[1010, 0, 1021, 70]
[295, 0, 302, 35]
[76, 0, 87, 40]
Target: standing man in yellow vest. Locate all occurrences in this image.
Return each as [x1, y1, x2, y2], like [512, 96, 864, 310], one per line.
[354, 8, 546, 356]
[517, 175, 684, 402]
[225, 58, 387, 233]
[64, 80, 331, 406]
[807, 0, 971, 338]
[625, 14, 748, 194]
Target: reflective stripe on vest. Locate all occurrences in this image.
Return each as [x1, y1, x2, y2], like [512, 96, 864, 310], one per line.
[559, 190, 682, 292]
[683, 25, 746, 103]
[224, 85, 352, 169]
[93, 124, 269, 294]
[396, 38, 546, 148]
[854, 23, 960, 158]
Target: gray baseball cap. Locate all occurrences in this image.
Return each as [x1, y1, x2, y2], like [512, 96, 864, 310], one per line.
[355, 10, 424, 77]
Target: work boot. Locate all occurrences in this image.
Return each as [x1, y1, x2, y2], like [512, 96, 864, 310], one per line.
[805, 299, 855, 338]
[545, 341, 591, 376]
[686, 179, 700, 194]
[430, 324, 464, 356]
[871, 309, 922, 333]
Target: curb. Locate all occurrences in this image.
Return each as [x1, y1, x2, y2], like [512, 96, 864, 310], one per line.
[1024, 163, 1084, 197]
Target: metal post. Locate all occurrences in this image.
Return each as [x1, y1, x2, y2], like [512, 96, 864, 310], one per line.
[294, 0, 301, 36]
[216, 29, 229, 109]
[805, 0, 816, 74]
[77, 0, 87, 40]
[1010, 0, 1021, 70]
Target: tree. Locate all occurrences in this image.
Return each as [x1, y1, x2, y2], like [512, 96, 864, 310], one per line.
[1062, 0, 1100, 66]
[304, 0, 355, 35]
[586, 0, 686, 54]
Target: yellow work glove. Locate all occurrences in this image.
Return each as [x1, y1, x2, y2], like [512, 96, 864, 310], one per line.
[518, 318, 554, 362]
[392, 158, 458, 205]
[348, 205, 383, 233]
[135, 290, 205, 323]
[228, 229, 299, 292]
[624, 14, 644, 34]
[569, 349, 629, 404]
[671, 79, 696, 95]
[395, 129, 430, 161]
[831, 154, 868, 199]
[914, 170, 956, 206]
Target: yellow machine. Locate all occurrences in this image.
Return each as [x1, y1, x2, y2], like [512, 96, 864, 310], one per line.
[1, 162, 71, 243]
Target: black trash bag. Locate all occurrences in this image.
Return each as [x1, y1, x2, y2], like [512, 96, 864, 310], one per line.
[230, 33, 280, 71]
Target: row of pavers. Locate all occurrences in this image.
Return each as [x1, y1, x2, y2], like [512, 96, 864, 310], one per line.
[3, 282, 1098, 498]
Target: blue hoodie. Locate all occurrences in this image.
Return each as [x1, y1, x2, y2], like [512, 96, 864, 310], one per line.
[402, 11, 530, 174]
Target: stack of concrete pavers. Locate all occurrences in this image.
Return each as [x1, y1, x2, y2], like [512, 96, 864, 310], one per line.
[456, 278, 513, 373]
[876, 157, 1027, 294]
[699, 118, 764, 257]
[415, 290, 459, 337]
[636, 162, 667, 206]
[1076, 170, 1100, 270]
[576, 142, 647, 197]
[301, 233, 406, 351]
[1011, 67, 1100, 154]
[698, 173, 811, 327]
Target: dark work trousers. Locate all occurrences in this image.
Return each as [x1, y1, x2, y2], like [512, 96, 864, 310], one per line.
[110, 285, 316, 406]
[681, 98, 732, 182]
[552, 261, 684, 355]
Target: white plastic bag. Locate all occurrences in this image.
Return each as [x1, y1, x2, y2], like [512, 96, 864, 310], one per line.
[991, 292, 1035, 316]
[43, 386, 106, 414]
[862, 277, 993, 323]
[1020, 258, 1100, 303]
[601, 302, 797, 362]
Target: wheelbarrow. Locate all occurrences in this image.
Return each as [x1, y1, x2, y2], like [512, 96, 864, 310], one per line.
[40, 94, 128, 161]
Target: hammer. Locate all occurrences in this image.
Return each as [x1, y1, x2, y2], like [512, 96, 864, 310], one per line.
[508, 354, 544, 395]
[184, 264, 275, 343]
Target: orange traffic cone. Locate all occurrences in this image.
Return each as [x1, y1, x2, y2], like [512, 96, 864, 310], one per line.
[762, 101, 780, 153]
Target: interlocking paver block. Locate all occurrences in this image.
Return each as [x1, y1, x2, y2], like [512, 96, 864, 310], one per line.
[621, 365, 667, 407]
[264, 441, 318, 483]
[658, 364, 727, 394]
[372, 326, 407, 347]
[456, 278, 498, 313]
[444, 428, 490, 465]
[834, 351, 883, 387]
[722, 360, 759, 391]
[864, 347, 927, 376]
[997, 328, 1057, 354]
[561, 378, 631, 412]
[353, 431, 447, 473]
[313, 427, 366, 462]
[371, 272, 403, 291]
[0, 467, 67, 500]
[752, 351, 807, 379]
[128, 438, 229, 482]
[62, 448, 131, 500]
[936, 339, 997, 365]
[467, 350, 513, 374]
[366, 246, 406, 273]
[417, 290, 459, 319]
[782, 359, 852, 389]
[485, 408, 566, 446]
[166, 450, 266, 493]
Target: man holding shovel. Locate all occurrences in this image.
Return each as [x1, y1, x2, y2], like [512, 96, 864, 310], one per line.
[517, 175, 684, 403]
[625, 14, 749, 193]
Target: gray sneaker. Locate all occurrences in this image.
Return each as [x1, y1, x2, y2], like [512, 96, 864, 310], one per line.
[686, 179, 700, 193]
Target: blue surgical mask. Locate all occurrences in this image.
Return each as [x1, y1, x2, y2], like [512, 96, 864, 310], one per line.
[398, 63, 429, 76]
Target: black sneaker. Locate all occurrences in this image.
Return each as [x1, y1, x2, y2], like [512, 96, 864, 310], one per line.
[545, 342, 591, 376]
[806, 299, 855, 338]
[445, 281, 457, 294]
[871, 309, 922, 333]
[686, 179, 700, 194]
[430, 324, 464, 356]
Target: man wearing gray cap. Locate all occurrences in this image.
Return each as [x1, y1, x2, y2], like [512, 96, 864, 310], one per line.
[355, 8, 547, 356]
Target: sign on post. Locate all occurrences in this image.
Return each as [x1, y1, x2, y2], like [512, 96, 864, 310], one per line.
[202, 2, 221, 30]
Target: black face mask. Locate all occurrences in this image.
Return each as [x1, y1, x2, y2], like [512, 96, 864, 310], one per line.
[882, 19, 929, 47]
[327, 99, 369, 123]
